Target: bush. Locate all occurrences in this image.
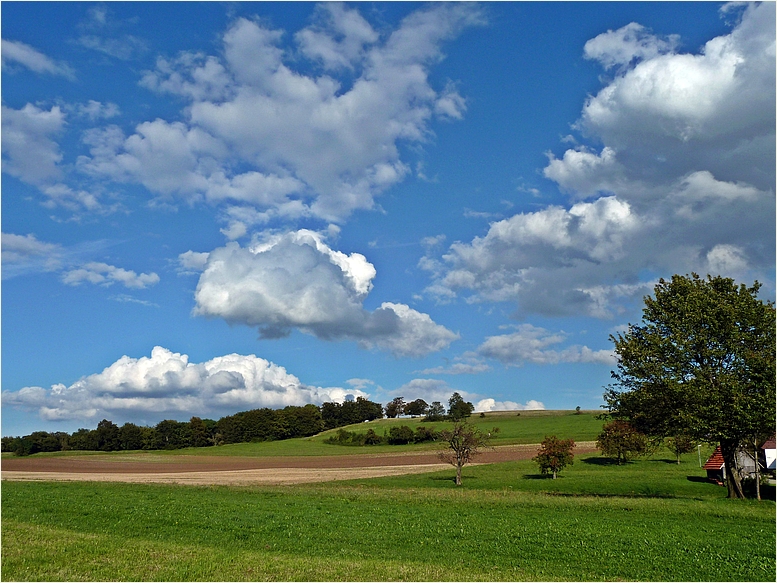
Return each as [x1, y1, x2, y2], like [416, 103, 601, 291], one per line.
[596, 420, 648, 464]
[387, 425, 415, 445]
[533, 435, 575, 479]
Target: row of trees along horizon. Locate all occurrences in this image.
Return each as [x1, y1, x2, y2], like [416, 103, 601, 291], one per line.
[1, 393, 477, 456]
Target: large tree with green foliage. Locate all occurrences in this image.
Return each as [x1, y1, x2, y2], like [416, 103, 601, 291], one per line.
[604, 274, 776, 499]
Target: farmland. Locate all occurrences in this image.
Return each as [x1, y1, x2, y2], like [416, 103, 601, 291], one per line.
[2, 411, 775, 581]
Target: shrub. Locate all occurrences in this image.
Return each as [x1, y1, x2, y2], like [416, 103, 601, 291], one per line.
[533, 435, 575, 479]
[387, 425, 415, 445]
[596, 420, 648, 464]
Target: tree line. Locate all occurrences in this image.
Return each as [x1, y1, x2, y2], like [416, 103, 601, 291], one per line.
[3, 398, 382, 456]
[2, 392, 477, 456]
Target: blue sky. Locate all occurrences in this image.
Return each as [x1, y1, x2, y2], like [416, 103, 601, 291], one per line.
[2, 2, 774, 437]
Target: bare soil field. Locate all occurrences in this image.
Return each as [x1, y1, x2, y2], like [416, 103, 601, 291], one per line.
[1, 442, 597, 486]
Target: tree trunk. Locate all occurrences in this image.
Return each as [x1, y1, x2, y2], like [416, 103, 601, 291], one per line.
[720, 439, 745, 499]
[455, 463, 462, 486]
[552, 470, 557, 479]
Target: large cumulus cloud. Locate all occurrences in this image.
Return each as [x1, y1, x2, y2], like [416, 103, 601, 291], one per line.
[191, 229, 458, 356]
[2, 346, 359, 424]
[75, 3, 484, 226]
[425, 3, 775, 318]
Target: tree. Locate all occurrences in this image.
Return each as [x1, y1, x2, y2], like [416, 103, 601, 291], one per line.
[596, 420, 648, 465]
[189, 417, 211, 448]
[604, 274, 776, 498]
[447, 392, 474, 421]
[438, 421, 497, 485]
[533, 435, 576, 479]
[666, 434, 695, 464]
[425, 401, 446, 421]
[118, 422, 145, 451]
[404, 398, 429, 417]
[385, 397, 405, 418]
[95, 419, 120, 451]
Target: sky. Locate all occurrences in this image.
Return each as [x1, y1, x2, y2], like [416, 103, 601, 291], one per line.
[2, 2, 774, 437]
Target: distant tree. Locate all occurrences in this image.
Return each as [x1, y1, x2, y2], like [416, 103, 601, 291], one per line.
[356, 397, 383, 422]
[281, 404, 324, 437]
[574, 406, 582, 415]
[189, 417, 211, 448]
[1, 436, 19, 453]
[118, 422, 145, 451]
[665, 434, 695, 464]
[13, 431, 61, 456]
[438, 421, 498, 485]
[385, 397, 405, 418]
[596, 420, 648, 465]
[69, 428, 98, 451]
[404, 399, 429, 417]
[604, 274, 776, 498]
[95, 419, 121, 451]
[154, 419, 190, 449]
[533, 435, 575, 479]
[425, 401, 446, 421]
[447, 392, 474, 421]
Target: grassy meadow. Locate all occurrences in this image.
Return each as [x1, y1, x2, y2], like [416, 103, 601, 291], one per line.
[2, 411, 775, 581]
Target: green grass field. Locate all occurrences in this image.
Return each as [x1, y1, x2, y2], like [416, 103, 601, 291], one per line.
[2, 412, 775, 581]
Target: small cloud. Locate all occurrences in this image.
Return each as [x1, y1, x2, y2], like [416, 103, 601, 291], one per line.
[177, 250, 210, 274]
[70, 100, 121, 121]
[463, 208, 499, 219]
[1, 39, 75, 79]
[111, 294, 159, 308]
[63, 262, 160, 289]
[475, 398, 545, 412]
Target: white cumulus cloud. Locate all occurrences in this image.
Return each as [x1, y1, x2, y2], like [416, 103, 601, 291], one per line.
[424, 4, 775, 318]
[79, 4, 484, 223]
[2, 346, 358, 424]
[193, 229, 457, 356]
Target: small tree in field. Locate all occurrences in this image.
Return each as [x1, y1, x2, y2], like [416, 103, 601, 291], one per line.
[666, 434, 695, 464]
[438, 421, 497, 485]
[596, 420, 648, 465]
[533, 435, 575, 479]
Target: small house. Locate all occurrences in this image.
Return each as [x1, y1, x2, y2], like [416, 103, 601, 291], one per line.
[703, 437, 777, 485]
[703, 447, 725, 484]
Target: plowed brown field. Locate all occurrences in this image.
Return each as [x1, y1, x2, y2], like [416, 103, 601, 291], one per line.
[1, 442, 597, 486]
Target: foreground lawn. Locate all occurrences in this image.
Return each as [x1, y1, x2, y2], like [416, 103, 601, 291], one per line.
[3, 454, 774, 581]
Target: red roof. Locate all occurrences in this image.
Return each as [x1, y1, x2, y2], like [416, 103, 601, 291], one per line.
[762, 436, 776, 450]
[703, 446, 725, 470]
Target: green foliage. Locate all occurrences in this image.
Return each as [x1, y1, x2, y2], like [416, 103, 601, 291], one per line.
[447, 392, 474, 421]
[605, 274, 776, 498]
[424, 401, 446, 421]
[532, 435, 575, 478]
[387, 425, 415, 445]
[385, 396, 405, 418]
[403, 398, 428, 417]
[666, 434, 696, 464]
[321, 397, 383, 429]
[597, 420, 649, 464]
[324, 425, 439, 447]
